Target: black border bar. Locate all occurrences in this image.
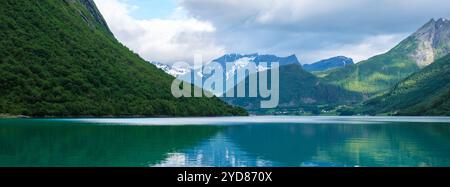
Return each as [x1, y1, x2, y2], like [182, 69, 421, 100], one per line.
[0, 167, 448, 185]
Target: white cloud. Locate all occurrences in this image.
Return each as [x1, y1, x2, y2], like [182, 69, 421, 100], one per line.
[181, 0, 450, 32]
[95, 0, 450, 64]
[180, 0, 450, 63]
[94, 0, 225, 64]
[302, 34, 409, 63]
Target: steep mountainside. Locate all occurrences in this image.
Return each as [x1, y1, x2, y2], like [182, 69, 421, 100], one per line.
[303, 56, 354, 72]
[0, 0, 246, 117]
[323, 18, 450, 95]
[74, 0, 113, 35]
[363, 54, 450, 116]
[223, 64, 363, 115]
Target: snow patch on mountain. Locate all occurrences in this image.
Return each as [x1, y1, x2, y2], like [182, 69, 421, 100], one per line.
[150, 62, 190, 77]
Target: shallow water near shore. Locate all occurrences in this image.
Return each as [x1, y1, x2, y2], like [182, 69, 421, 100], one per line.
[0, 116, 449, 167]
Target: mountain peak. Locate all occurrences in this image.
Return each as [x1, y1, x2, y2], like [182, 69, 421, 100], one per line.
[303, 56, 354, 72]
[436, 17, 450, 28]
[409, 18, 450, 67]
[415, 17, 449, 34]
[286, 54, 299, 60]
[437, 18, 449, 23]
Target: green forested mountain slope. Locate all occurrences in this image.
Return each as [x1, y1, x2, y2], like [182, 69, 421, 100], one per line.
[223, 64, 363, 114]
[0, 0, 246, 117]
[363, 54, 450, 116]
[323, 18, 450, 95]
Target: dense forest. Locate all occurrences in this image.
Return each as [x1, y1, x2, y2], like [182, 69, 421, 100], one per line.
[0, 0, 247, 117]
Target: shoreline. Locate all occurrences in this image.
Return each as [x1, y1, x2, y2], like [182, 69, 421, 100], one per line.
[9, 116, 450, 126]
[0, 114, 248, 119]
[0, 114, 31, 119]
[2, 114, 450, 119]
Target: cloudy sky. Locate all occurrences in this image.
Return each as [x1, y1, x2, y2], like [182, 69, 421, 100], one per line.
[94, 0, 450, 64]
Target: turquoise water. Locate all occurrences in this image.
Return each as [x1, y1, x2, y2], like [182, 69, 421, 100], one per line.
[0, 116, 449, 167]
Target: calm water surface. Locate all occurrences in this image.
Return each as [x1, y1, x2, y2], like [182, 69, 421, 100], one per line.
[0, 116, 449, 167]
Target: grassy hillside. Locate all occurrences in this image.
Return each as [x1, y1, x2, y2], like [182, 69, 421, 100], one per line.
[323, 36, 420, 95]
[323, 18, 450, 95]
[0, 0, 246, 117]
[223, 64, 363, 115]
[363, 54, 450, 116]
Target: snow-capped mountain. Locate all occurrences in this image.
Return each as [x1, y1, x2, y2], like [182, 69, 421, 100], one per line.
[152, 54, 301, 96]
[208, 53, 300, 95]
[212, 53, 300, 81]
[150, 61, 190, 77]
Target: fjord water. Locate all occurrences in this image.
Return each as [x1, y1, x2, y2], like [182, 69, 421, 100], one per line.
[0, 117, 449, 167]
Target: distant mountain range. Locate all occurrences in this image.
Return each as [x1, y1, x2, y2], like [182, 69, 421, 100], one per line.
[303, 56, 354, 72]
[323, 18, 450, 95]
[152, 53, 301, 95]
[153, 53, 356, 95]
[155, 54, 355, 81]
[211, 54, 300, 94]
